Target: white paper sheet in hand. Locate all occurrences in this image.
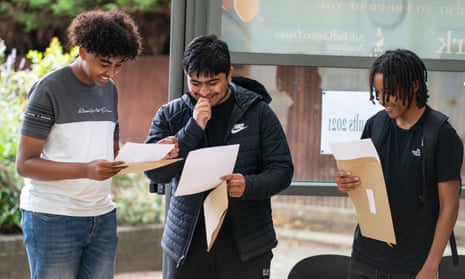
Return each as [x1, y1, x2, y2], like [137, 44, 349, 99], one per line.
[329, 138, 379, 160]
[175, 144, 239, 196]
[115, 142, 174, 163]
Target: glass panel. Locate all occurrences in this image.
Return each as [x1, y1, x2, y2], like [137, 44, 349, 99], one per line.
[222, 0, 465, 60]
[233, 64, 465, 181]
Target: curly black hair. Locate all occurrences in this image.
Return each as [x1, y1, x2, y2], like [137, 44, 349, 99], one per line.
[369, 49, 429, 109]
[67, 9, 143, 59]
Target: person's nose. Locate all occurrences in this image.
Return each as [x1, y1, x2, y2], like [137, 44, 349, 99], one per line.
[198, 85, 215, 99]
[106, 66, 119, 78]
[199, 84, 210, 96]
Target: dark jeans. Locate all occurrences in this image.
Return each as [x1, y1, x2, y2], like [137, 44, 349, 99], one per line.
[348, 258, 418, 279]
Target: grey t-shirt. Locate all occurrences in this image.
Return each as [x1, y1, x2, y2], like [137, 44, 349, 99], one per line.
[20, 65, 119, 217]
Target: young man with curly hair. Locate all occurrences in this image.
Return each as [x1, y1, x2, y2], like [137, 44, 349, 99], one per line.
[16, 9, 143, 279]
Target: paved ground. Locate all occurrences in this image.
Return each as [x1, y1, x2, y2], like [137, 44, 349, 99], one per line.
[114, 199, 465, 278]
[115, 227, 353, 279]
[115, 271, 162, 279]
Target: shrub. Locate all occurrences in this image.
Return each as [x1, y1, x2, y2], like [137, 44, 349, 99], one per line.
[0, 166, 21, 234]
[112, 173, 164, 225]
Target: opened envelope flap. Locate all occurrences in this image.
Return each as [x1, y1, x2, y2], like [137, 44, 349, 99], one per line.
[203, 181, 229, 252]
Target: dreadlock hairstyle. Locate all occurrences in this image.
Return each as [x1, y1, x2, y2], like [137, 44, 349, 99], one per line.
[369, 49, 429, 109]
[67, 9, 143, 60]
[183, 34, 231, 78]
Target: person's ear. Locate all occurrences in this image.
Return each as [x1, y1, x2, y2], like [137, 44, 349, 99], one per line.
[227, 66, 234, 83]
[78, 47, 87, 59]
[412, 80, 420, 94]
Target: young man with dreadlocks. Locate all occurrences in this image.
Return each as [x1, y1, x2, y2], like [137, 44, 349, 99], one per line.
[15, 9, 148, 279]
[336, 49, 463, 279]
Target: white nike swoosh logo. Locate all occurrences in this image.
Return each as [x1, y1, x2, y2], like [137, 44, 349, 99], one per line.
[231, 125, 248, 134]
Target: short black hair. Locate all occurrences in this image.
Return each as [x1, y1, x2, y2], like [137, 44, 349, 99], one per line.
[369, 49, 429, 108]
[183, 34, 231, 78]
[67, 9, 143, 60]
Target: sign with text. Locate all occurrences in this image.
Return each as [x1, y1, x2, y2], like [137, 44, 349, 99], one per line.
[320, 90, 383, 154]
[222, 0, 465, 61]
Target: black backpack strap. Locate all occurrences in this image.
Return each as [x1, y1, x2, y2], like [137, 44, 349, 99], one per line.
[370, 110, 390, 151]
[420, 109, 448, 203]
[421, 109, 459, 266]
[449, 230, 459, 265]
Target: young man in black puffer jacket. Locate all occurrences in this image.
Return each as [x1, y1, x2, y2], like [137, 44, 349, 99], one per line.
[145, 34, 294, 279]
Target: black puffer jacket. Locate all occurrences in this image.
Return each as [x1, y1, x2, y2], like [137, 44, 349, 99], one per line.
[145, 77, 294, 267]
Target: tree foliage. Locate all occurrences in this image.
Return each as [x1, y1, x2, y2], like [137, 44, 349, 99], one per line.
[0, 0, 171, 55]
[0, 0, 170, 32]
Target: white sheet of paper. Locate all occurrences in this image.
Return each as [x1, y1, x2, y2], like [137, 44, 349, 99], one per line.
[203, 181, 228, 252]
[115, 142, 174, 163]
[329, 138, 379, 161]
[174, 144, 239, 196]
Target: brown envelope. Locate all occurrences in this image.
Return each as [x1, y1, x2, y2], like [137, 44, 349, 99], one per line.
[203, 181, 228, 252]
[336, 157, 396, 245]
